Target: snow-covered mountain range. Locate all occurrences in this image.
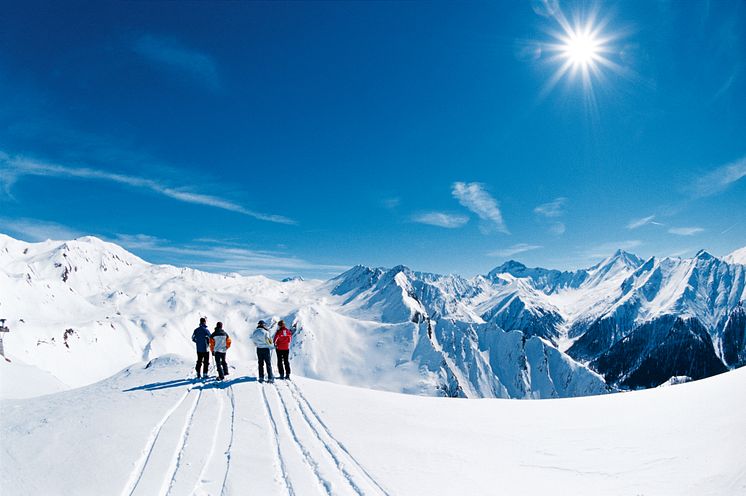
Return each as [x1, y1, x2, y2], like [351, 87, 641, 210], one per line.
[1, 233, 744, 400]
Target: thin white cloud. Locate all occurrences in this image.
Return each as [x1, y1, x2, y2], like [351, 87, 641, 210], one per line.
[627, 214, 657, 230]
[134, 35, 220, 89]
[411, 212, 469, 229]
[488, 243, 542, 257]
[686, 155, 746, 198]
[668, 226, 705, 236]
[451, 182, 509, 234]
[534, 197, 567, 218]
[114, 233, 349, 276]
[1, 153, 294, 224]
[721, 222, 739, 235]
[0, 217, 82, 242]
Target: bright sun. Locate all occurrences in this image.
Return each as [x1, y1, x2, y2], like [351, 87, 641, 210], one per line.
[542, 11, 621, 95]
[562, 28, 601, 68]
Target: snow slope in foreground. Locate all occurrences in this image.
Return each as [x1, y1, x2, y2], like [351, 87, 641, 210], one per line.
[1, 356, 744, 496]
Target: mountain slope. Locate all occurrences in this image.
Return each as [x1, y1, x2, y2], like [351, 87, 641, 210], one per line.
[592, 315, 728, 389]
[724, 246, 746, 265]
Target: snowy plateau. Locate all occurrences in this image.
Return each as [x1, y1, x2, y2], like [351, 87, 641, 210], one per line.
[1, 234, 745, 495]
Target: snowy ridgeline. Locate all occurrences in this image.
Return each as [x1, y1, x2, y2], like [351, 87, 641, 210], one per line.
[1, 356, 745, 496]
[0, 233, 745, 400]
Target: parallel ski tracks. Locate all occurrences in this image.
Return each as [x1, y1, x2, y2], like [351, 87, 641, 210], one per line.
[261, 384, 296, 495]
[191, 382, 236, 496]
[122, 379, 237, 496]
[162, 389, 204, 496]
[286, 381, 390, 496]
[121, 385, 195, 496]
[122, 376, 386, 496]
[272, 384, 334, 495]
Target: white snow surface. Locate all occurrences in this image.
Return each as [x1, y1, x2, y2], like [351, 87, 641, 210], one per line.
[1, 355, 744, 496]
[724, 245, 746, 265]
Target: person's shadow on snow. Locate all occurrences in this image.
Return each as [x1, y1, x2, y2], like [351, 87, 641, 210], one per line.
[124, 375, 257, 392]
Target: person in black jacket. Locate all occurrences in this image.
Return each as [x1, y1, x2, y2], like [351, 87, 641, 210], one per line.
[191, 317, 211, 378]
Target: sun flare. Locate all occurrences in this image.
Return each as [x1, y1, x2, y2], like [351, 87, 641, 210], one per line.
[541, 11, 622, 96]
[562, 28, 602, 68]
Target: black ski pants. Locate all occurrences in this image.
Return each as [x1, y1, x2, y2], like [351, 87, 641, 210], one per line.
[257, 348, 273, 380]
[214, 352, 228, 379]
[277, 349, 290, 378]
[196, 351, 210, 376]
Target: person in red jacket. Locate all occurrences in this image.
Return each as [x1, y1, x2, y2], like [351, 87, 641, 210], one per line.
[273, 320, 294, 380]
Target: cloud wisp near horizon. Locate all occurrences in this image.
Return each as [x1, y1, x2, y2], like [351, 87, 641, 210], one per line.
[0, 217, 346, 278]
[112, 233, 348, 276]
[668, 226, 705, 236]
[489, 243, 542, 258]
[411, 212, 470, 229]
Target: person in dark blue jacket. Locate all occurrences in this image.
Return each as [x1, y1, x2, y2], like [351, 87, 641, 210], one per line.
[191, 317, 211, 378]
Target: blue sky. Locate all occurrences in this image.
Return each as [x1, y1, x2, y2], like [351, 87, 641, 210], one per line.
[1, 0, 744, 279]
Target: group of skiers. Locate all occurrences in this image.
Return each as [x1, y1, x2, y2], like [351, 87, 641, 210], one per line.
[191, 317, 295, 383]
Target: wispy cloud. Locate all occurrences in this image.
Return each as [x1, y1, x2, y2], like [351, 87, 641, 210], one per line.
[626, 214, 664, 230]
[488, 243, 542, 257]
[668, 226, 705, 236]
[411, 212, 469, 229]
[0, 217, 82, 242]
[1, 153, 294, 224]
[534, 197, 567, 235]
[134, 34, 220, 89]
[534, 197, 567, 218]
[685, 155, 746, 198]
[113, 234, 348, 277]
[451, 182, 509, 234]
[721, 222, 739, 235]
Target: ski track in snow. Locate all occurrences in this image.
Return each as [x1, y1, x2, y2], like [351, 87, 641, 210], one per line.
[270, 383, 333, 495]
[191, 384, 226, 496]
[219, 384, 236, 496]
[189, 380, 237, 496]
[289, 381, 391, 496]
[261, 384, 296, 496]
[121, 386, 195, 496]
[162, 389, 203, 496]
[277, 382, 368, 496]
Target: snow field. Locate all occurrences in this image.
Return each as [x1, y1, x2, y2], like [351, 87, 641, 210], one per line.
[2, 354, 744, 496]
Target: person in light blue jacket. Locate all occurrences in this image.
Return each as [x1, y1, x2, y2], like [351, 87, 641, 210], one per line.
[251, 320, 274, 383]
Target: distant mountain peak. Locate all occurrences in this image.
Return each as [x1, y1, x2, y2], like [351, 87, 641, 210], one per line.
[694, 249, 714, 260]
[608, 249, 643, 266]
[487, 260, 528, 278]
[724, 246, 746, 265]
